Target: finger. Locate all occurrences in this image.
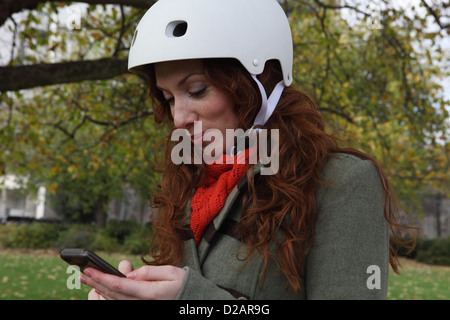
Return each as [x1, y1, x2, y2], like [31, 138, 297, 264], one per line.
[83, 268, 139, 300]
[126, 266, 187, 299]
[118, 260, 134, 275]
[84, 267, 162, 300]
[88, 288, 106, 300]
[128, 265, 184, 282]
[83, 266, 185, 300]
[88, 288, 99, 300]
[95, 289, 112, 300]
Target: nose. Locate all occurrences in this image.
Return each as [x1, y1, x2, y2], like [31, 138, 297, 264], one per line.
[171, 98, 198, 130]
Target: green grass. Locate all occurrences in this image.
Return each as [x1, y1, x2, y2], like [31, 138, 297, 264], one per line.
[0, 250, 448, 300]
[388, 257, 450, 300]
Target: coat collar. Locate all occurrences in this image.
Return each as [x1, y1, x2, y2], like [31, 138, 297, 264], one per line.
[180, 162, 263, 271]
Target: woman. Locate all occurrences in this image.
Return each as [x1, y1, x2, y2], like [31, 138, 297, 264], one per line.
[82, 0, 416, 300]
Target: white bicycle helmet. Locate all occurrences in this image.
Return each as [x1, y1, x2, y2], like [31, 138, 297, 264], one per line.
[128, 0, 293, 128]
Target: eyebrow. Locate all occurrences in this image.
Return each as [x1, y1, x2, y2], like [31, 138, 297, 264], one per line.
[156, 72, 204, 92]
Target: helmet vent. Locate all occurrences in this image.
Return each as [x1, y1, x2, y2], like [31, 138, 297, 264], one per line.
[131, 29, 138, 47]
[166, 21, 188, 38]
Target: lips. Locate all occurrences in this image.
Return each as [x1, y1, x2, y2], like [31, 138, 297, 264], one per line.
[190, 132, 204, 145]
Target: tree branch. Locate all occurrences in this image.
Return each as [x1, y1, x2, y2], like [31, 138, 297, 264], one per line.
[312, 0, 371, 17]
[113, 5, 126, 57]
[420, 0, 449, 30]
[0, 57, 128, 91]
[318, 107, 354, 124]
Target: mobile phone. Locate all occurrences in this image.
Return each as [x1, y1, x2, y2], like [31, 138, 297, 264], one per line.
[60, 248, 126, 278]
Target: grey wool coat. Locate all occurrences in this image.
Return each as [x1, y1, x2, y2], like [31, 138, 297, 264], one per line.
[175, 153, 390, 300]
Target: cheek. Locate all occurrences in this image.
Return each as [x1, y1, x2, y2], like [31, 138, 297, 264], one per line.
[203, 95, 237, 124]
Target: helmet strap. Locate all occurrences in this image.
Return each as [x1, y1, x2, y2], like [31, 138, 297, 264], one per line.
[227, 75, 285, 156]
[251, 75, 285, 132]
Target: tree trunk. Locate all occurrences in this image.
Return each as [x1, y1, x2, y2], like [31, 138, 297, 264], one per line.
[95, 195, 108, 228]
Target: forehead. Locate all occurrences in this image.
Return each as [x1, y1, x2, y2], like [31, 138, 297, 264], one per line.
[154, 59, 205, 83]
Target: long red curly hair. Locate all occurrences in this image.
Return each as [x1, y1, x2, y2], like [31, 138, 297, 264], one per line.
[144, 59, 417, 293]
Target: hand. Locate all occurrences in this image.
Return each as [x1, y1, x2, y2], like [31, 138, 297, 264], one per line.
[87, 260, 133, 300]
[83, 260, 186, 300]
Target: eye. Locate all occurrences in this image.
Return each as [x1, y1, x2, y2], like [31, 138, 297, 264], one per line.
[189, 86, 208, 98]
[163, 96, 174, 107]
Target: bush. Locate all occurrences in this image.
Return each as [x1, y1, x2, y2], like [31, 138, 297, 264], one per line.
[1, 220, 152, 254]
[122, 225, 153, 255]
[55, 224, 96, 251]
[101, 220, 141, 245]
[5, 223, 60, 249]
[0, 224, 15, 249]
[415, 237, 450, 266]
[91, 230, 121, 253]
[91, 220, 153, 254]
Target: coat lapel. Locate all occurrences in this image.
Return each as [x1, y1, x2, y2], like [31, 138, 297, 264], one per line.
[178, 198, 202, 272]
[196, 163, 263, 266]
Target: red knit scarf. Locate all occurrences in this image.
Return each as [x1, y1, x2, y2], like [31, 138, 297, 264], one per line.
[190, 149, 254, 244]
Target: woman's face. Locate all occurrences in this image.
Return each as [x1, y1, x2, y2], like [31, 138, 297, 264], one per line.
[155, 59, 240, 155]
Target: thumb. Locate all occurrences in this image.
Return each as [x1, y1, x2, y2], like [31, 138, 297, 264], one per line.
[118, 260, 134, 275]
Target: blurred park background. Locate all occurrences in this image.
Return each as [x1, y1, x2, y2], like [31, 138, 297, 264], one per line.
[0, 0, 448, 300]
